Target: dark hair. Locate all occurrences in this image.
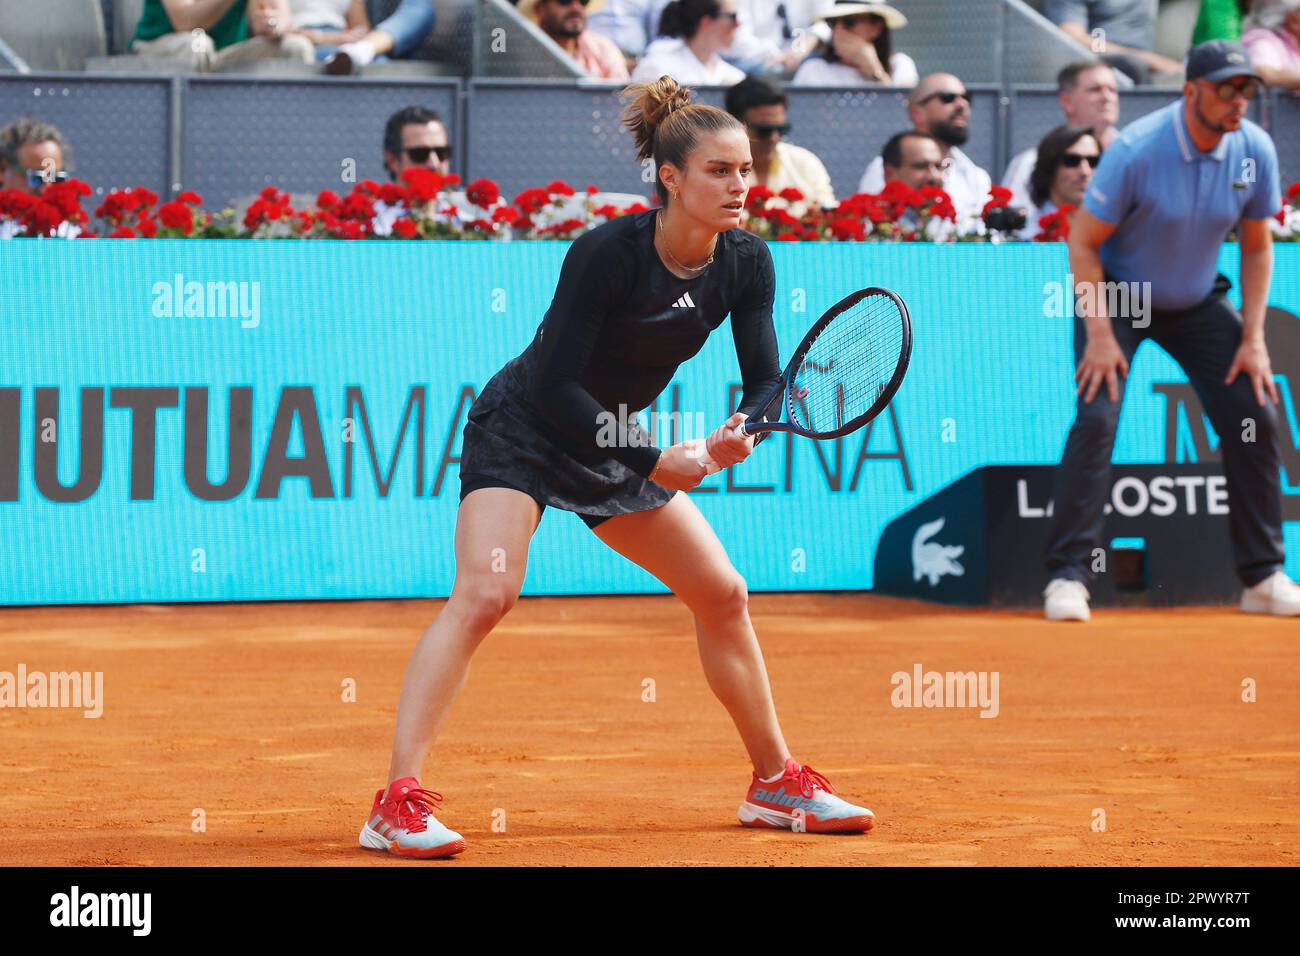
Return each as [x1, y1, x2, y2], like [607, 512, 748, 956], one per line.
[0, 115, 71, 172]
[383, 105, 444, 163]
[724, 75, 786, 120]
[658, 0, 724, 39]
[823, 14, 892, 76]
[620, 75, 745, 205]
[880, 130, 938, 171]
[1029, 124, 1099, 207]
[1056, 59, 1112, 92]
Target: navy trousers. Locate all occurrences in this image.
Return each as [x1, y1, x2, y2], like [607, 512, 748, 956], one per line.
[1044, 275, 1286, 588]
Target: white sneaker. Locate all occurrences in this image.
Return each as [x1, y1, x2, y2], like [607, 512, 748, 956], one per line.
[1241, 571, 1300, 616]
[1044, 578, 1091, 621]
[325, 40, 376, 75]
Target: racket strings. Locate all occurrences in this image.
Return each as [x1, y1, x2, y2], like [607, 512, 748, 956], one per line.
[789, 294, 905, 434]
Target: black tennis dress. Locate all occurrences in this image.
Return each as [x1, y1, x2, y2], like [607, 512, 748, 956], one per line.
[458, 209, 783, 529]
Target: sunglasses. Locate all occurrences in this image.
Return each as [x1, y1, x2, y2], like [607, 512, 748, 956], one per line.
[25, 168, 68, 188]
[749, 122, 791, 138]
[712, 11, 740, 22]
[835, 15, 882, 28]
[920, 91, 971, 107]
[1211, 78, 1260, 101]
[402, 145, 452, 163]
[548, 0, 591, 6]
[906, 158, 953, 173]
[1060, 153, 1100, 168]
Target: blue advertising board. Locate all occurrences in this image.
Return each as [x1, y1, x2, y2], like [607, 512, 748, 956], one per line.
[1, 241, 1298, 604]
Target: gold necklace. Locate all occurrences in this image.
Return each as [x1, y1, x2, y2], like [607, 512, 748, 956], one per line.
[656, 210, 715, 275]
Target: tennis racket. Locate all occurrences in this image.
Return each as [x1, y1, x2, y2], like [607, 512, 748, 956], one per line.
[698, 287, 912, 474]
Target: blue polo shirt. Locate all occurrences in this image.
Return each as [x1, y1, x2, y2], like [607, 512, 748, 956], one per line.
[1083, 100, 1281, 312]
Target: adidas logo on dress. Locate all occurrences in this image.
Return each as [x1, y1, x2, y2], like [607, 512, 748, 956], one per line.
[672, 292, 695, 309]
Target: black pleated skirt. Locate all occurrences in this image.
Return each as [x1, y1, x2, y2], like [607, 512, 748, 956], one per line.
[458, 356, 677, 525]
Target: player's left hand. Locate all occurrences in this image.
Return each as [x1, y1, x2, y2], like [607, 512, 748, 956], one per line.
[701, 412, 756, 469]
[1225, 337, 1280, 406]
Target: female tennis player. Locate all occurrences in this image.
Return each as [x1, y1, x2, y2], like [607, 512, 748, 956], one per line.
[359, 76, 877, 858]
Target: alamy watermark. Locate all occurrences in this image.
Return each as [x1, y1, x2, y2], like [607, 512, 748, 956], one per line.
[1043, 272, 1152, 328]
[0, 664, 103, 718]
[890, 663, 999, 718]
[151, 273, 261, 328]
[595, 404, 710, 455]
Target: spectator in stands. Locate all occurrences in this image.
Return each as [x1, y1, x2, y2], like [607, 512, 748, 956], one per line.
[382, 105, 451, 180]
[694, 0, 836, 76]
[286, 0, 371, 63]
[857, 73, 992, 220]
[131, 0, 315, 69]
[792, 1, 918, 87]
[1043, 0, 1182, 84]
[1001, 60, 1119, 211]
[321, 0, 438, 74]
[630, 0, 747, 85]
[520, 0, 630, 79]
[1193, 0, 1252, 44]
[376, 105, 451, 234]
[0, 117, 70, 196]
[1020, 124, 1101, 238]
[724, 76, 835, 213]
[588, 0, 659, 62]
[1241, 0, 1300, 90]
[880, 129, 946, 190]
[877, 129, 951, 235]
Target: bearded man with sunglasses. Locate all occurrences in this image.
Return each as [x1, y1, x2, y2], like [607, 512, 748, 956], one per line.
[521, 0, 630, 79]
[856, 72, 993, 225]
[1043, 41, 1298, 621]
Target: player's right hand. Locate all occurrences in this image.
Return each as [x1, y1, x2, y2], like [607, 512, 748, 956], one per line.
[1075, 335, 1129, 404]
[651, 443, 709, 491]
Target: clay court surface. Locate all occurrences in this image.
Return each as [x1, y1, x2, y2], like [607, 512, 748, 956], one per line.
[0, 593, 1296, 867]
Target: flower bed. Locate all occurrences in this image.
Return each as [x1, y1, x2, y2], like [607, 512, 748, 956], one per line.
[3, 170, 1298, 242]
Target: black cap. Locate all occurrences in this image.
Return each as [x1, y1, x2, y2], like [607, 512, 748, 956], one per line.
[1185, 39, 1262, 83]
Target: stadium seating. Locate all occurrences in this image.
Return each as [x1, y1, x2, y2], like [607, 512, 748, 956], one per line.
[0, 0, 107, 71]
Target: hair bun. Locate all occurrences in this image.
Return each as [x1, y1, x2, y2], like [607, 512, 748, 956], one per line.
[619, 76, 696, 163]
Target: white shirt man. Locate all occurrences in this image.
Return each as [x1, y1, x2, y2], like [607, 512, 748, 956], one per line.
[858, 145, 990, 219]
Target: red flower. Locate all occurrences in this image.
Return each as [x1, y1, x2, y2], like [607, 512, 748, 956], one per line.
[316, 189, 340, 211]
[136, 216, 158, 238]
[491, 205, 521, 226]
[107, 225, 136, 238]
[982, 185, 1013, 217]
[1034, 203, 1075, 242]
[513, 187, 550, 214]
[775, 231, 799, 241]
[466, 178, 500, 208]
[41, 179, 91, 222]
[778, 187, 805, 203]
[443, 173, 461, 187]
[338, 191, 376, 220]
[1275, 207, 1287, 225]
[133, 187, 159, 208]
[624, 202, 650, 214]
[546, 180, 575, 196]
[400, 168, 443, 203]
[176, 190, 203, 206]
[1287, 181, 1300, 201]
[378, 182, 407, 206]
[391, 217, 418, 239]
[829, 216, 866, 241]
[158, 199, 194, 234]
[586, 183, 599, 195]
